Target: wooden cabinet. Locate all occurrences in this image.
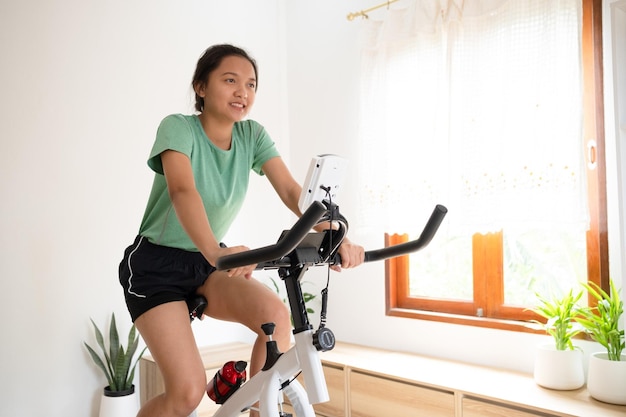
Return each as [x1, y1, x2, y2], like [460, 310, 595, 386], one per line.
[313, 364, 345, 417]
[463, 397, 558, 417]
[321, 343, 626, 417]
[285, 363, 344, 417]
[140, 341, 626, 417]
[350, 371, 455, 417]
[139, 342, 251, 417]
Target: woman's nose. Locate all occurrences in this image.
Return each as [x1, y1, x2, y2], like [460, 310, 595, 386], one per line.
[235, 88, 247, 99]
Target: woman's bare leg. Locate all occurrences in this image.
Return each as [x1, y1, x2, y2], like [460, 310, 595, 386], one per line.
[134, 301, 207, 417]
[198, 270, 292, 416]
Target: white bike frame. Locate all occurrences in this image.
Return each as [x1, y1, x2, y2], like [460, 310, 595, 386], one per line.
[209, 201, 447, 417]
[212, 329, 325, 417]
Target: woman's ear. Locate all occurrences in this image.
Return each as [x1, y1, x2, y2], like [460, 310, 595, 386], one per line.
[193, 80, 206, 98]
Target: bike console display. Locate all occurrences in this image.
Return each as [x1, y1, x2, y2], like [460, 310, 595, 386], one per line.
[298, 154, 348, 213]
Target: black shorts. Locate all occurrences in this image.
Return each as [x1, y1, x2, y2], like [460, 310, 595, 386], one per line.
[118, 235, 216, 321]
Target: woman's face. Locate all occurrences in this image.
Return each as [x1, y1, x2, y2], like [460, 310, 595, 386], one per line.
[197, 55, 257, 122]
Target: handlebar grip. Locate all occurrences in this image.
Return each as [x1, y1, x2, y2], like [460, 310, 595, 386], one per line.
[362, 204, 448, 263]
[215, 201, 327, 270]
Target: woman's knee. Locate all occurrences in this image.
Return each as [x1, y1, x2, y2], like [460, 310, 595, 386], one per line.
[262, 298, 292, 344]
[258, 293, 289, 322]
[177, 389, 206, 416]
[167, 373, 207, 415]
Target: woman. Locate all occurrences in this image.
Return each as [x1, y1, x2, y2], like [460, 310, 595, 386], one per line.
[119, 44, 364, 417]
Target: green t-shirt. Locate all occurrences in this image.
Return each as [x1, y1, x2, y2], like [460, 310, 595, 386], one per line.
[138, 114, 280, 251]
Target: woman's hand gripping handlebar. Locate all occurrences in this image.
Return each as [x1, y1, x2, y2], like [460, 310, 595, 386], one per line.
[215, 203, 448, 271]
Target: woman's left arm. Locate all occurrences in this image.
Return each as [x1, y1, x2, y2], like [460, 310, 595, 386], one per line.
[262, 157, 303, 216]
[262, 157, 364, 269]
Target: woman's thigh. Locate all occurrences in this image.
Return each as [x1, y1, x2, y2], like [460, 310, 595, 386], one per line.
[134, 301, 207, 394]
[200, 271, 290, 333]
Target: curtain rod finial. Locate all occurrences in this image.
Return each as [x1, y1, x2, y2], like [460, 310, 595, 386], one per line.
[347, 11, 368, 21]
[347, 0, 398, 21]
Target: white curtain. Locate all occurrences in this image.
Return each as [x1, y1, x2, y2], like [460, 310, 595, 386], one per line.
[356, 0, 587, 235]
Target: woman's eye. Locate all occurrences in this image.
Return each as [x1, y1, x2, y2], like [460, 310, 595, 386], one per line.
[248, 83, 256, 89]
[225, 78, 235, 83]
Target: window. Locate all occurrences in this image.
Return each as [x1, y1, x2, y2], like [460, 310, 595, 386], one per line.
[357, 0, 607, 331]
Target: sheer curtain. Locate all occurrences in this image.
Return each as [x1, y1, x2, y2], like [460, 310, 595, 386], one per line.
[356, 0, 587, 236]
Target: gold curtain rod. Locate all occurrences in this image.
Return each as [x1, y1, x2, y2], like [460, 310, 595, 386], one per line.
[347, 0, 400, 21]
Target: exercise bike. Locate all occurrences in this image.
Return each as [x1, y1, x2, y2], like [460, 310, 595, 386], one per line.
[191, 199, 447, 417]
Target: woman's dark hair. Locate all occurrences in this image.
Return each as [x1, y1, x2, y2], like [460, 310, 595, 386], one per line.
[192, 44, 258, 112]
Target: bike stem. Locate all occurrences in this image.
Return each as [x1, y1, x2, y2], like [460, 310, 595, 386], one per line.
[280, 257, 316, 334]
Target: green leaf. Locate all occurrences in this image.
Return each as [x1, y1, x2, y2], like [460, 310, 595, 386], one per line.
[529, 288, 584, 350]
[126, 346, 148, 388]
[576, 280, 624, 360]
[90, 318, 114, 378]
[84, 342, 114, 387]
[84, 313, 146, 392]
[269, 277, 280, 294]
[113, 345, 127, 391]
[109, 313, 120, 371]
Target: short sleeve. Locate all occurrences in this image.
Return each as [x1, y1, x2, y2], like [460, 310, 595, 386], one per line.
[147, 114, 194, 174]
[250, 122, 280, 175]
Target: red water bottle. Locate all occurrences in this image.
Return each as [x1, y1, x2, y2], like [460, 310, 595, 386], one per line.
[207, 360, 247, 404]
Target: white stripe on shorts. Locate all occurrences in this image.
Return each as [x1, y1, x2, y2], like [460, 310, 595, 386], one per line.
[126, 236, 147, 298]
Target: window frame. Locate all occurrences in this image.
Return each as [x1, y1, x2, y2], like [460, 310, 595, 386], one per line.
[385, 0, 608, 333]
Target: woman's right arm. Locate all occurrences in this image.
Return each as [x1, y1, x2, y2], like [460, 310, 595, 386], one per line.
[161, 149, 256, 278]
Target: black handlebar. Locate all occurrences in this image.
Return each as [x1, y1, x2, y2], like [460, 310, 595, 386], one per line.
[362, 204, 447, 262]
[215, 201, 327, 270]
[216, 203, 447, 271]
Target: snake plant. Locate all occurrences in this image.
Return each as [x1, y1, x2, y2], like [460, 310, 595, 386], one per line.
[84, 313, 147, 392]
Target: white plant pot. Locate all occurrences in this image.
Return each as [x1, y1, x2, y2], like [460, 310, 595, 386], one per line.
[99, 385, 140, 417]
[587, 352, 626, 405]
[533, 343, 585, 390]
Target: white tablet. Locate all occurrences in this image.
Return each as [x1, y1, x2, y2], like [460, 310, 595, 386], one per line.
[298, 154, 348, 212]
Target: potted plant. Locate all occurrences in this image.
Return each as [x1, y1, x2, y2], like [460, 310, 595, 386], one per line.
[529, 288, 585, 390]
[576, 279, 626, 405]
[84, 312, 147, 417]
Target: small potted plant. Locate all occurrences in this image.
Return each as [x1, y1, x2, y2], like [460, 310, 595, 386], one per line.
[529, 288, 585, 390]
[84, 312, 147, 417]
[576, 279, 626, 404]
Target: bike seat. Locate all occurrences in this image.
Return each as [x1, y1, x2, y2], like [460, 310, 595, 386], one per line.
[186, 294, 208, 321]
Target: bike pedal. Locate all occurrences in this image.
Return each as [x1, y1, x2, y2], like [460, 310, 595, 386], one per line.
[278, 413, 293, 417]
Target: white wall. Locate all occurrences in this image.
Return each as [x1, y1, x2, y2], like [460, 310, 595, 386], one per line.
[0, 1, 287, 416]
[0, 1, 623, 416]
[605, 1, 626, 286]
